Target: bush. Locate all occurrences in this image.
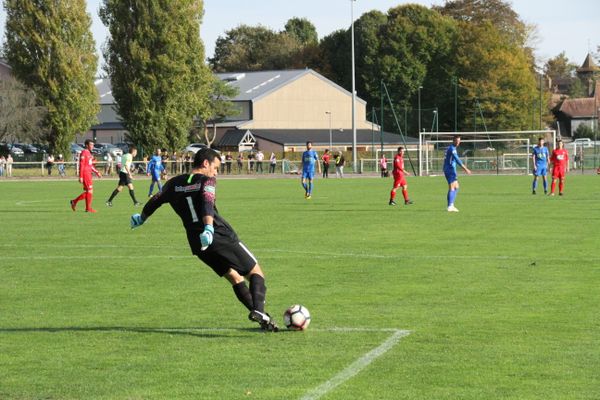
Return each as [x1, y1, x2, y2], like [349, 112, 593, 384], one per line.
[573, 124, 595, 139]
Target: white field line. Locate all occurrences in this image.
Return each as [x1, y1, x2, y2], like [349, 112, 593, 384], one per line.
[2, 324, 409, 399]
[1, 244, 597, 263]
[300, 329, 411, 400]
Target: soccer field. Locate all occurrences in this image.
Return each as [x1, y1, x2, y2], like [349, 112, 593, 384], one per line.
[1, 175, 599, 399]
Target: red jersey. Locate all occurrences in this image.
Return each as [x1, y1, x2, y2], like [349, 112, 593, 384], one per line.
[322, 154, 330, 164]
[550, 148, 569, 170]
[393, 154, 405, 177]
[79, 149, 99, 178]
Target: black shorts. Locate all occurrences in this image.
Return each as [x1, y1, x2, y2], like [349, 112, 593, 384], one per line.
[188, 232, 258, 277]
[118, 172, 132, 186]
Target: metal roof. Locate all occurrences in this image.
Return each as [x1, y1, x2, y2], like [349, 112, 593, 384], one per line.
[218, 129, 417, 147]
[215, 69, 366, 104]
[96, 69, 367, 106]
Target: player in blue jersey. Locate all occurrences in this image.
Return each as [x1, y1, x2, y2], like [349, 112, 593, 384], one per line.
[531, 137, 549, 195]
[443, 135, 471, 212]
[147, 148, 165, 197]
[301, 141, 321, 199]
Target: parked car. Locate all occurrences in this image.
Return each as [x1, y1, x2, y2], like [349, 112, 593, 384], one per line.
[7, 144, 25, 157]
[71, 143, 84, 155]
[94, 143, 123, 157]
[14, 143, 40, 154]
[184, 143, 207, 154]
[114, 142, 130, 153]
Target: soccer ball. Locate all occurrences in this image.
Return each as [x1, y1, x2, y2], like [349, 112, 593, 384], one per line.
[283, 304, 311, 331]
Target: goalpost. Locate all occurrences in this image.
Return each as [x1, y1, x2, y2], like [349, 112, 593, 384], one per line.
[418, 130, 556, 176]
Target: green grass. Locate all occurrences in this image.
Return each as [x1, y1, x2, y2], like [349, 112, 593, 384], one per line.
[1, 175, 599, 399]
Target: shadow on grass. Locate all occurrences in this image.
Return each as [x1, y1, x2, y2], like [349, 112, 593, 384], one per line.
[0, 325, 290, 338]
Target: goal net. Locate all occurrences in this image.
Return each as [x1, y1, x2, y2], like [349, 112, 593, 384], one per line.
[418, 130, 556, 176]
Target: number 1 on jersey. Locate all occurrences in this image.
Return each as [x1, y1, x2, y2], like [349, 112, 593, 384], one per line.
[186, 196, 199, 222]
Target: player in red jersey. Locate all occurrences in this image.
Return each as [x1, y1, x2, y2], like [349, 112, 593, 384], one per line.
[388, 146, 413, 206]
[549, 139, 569, 196]
[70, 139, 102, 212]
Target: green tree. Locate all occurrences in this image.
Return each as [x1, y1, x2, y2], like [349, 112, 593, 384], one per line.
[200, 77, 239, 147]
[3, 0, 99, 157]
[434, 0, 530, 47]
[568, 77, 587, 98]
[210, 25, 294, 72]
[454, 21, 539, 131]
[0, 76, 47, 143]
[284, 18, 318, 45]
[100, 0, 211, 153]
[544, 52, 577, 79]
[377, 5, 459, 133]
[573, 123, 594, 139]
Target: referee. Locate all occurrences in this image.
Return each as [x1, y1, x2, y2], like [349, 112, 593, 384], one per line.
[130, 148, 279, 331]
[106, 146, 141, 207]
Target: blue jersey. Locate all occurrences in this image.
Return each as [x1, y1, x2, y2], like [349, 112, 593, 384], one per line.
[443, 145, 463, 172]
[302, 150, 319, 172]
[532, 145, 549, 167]
[147, 155, 164, 175]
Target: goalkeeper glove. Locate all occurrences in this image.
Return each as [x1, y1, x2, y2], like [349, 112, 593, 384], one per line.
[130, 213, 145, 229]
[200, 224, 214, 251]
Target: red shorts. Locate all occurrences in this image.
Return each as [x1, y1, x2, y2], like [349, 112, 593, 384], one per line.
[552, 168, 566, 179]
[82, 175, 93, 191]
[393, 174, 407, 188]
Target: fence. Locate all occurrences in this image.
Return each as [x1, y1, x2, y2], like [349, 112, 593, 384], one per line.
[0, 159, 345, 178]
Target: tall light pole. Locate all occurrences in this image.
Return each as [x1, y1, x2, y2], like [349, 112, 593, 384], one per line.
[417, 86, 423, 135]
[452, 77, 458, 132]
[351, 0, 357, 173]
[325, 111, 332, 150]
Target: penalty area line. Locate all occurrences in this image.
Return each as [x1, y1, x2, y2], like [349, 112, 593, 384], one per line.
[300, 329, 410, 400]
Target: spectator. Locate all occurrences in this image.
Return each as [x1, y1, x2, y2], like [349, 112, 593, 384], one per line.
[335, 151, 345, 178]
[57, 154, 66, 177]
[184, 152, 192, 173]
[0, 155, 5, 177]
[380, 154, 388, 178]
[6, 154, 13, 177]
[237, 152, 244, 173]
[104, 152, 113, 176]
[256, 150, 264, 173]
[269, 152, 277, 173]
[220, 153, 226, 174]
[171, 151, 178, 174]
[248, 152, 255, 173]
[225, 152, 233, 174]
[322, 149, 331, 178]
[46, 154, 55, 176]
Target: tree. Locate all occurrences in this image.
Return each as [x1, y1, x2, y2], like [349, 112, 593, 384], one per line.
[434, 0, 530, 47]
[284, 18, 318, 45]
[568, 77, 587, 98]
[376, 5, 459, 132]
[101, 0, 211, 154]
[0, 76, 47, 143]
[200, 77, 239, 147]
[3, 0, 99, 157]
[453, 21, 539, 131]
[544, 52, 577, 79]
[573, 123, 594, 139]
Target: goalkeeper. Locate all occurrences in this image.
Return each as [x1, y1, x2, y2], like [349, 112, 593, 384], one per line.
[130, 148, 278, 331]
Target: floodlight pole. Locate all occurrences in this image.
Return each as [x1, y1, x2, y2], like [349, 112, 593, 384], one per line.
[351, 0, 357, 173]
[326, 111, 332, 150]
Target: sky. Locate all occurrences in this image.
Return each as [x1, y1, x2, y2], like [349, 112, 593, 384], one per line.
[1, 0, 599, 70]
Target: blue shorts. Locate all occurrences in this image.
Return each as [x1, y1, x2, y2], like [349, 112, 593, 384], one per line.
[534, 166, 547, 176]
[444, 169, 457, 184]
[302, 170, 315, 180]
[150, 172, 161, 181]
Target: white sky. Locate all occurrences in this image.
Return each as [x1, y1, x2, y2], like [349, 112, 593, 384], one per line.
[1, 0, 599, 70]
